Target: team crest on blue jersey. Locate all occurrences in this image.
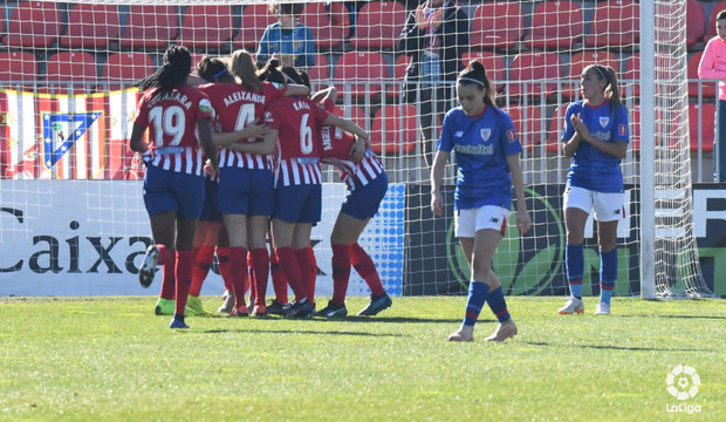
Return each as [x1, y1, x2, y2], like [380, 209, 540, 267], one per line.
[480, 128, 491, 141]
[599, 116, 609, 128]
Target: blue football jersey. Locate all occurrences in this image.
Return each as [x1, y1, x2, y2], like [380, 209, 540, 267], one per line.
[561, 100, 629, 192]
[437, 105, 523, 210]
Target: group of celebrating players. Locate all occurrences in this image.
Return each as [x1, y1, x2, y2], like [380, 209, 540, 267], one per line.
[129, 45, 392, 329]
[129, 43, 629, 343]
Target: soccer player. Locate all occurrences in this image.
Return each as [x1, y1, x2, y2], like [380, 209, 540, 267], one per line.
[557, 64, 629, 316]
[430, 61, 531, 342]
[195, 53, 309, 317]
[312, 86, 392, 318]
[187, 56, 273, 316]
[130, 45, 219, 329]
[265, 66, 368, 318]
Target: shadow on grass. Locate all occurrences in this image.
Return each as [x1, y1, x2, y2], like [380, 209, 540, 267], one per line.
[521, 341, 714, 353]
[198, 328, 404, 337]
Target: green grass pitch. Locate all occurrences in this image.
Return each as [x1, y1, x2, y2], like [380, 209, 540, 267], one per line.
[1, 296, 724, 421]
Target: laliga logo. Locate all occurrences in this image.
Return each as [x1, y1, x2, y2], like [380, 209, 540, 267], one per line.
[666, 365, 700, 400]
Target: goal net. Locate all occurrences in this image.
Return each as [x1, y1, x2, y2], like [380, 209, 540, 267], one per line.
[0, 0, 711, 298]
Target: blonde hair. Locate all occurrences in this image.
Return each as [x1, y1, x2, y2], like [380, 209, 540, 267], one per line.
[229, 49, 262, 91]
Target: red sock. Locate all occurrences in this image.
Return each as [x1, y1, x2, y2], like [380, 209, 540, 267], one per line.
[229, 247, 248, 310]
[331, 243, 351, 306]
[174, 250, 194, 315]
[350, 243, 385, 296]
[216, 247, 233, 292]
[247, 250, 256, 301]
[159, 249, 176, 300]
[270, 250, 288, 303]
[295, 247, 316, 305]
[252, 248, 270, 307]
[190, 245, 214, 296]
[156, 244, 171, 265]
[275, 247, 307, 301]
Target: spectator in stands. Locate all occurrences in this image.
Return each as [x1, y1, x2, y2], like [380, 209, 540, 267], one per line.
[397, 0, 469, 167]
[431, 61, 531, 342]
[257, 2, 316, 69]
[698, 9, 726, 182]
[557, 64, 628, 317]
[130, 46, 219, 329]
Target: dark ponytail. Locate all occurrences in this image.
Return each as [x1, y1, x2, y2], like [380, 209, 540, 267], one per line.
[457, 60, 496, 106]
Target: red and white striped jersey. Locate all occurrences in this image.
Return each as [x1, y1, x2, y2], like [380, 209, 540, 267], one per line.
[265, 96, 330, 187]
[134, 85, 213, 175]
[199, 81, 286, 170]
[317, 98, 385, 190]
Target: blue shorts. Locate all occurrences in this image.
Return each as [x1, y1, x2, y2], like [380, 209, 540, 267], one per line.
[143, 165, 204, 219]
[217, 167, 274, 216]
[341, 172, 388, 220]
[273, 183, 322, 224]
[200, 177, 223, 223]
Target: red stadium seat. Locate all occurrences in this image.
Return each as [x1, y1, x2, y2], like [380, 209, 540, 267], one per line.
[688, 51, 717, 99]
[689, 103, 715, 152]
[547, 104, 569, 153]
[333, 51, 387, 99]
[623, 52, 640, 97]
[371, 104, 417, 154]
[629, 105, 640, 151]
[504, 105, 545, 150]
[307, 53, 330, 92]
[60, 4, 119, 50]
[704, 0, 726, 44]
[508, 52, 561, 100]
[234, 4, 276, 52]
[300, 2, 348, 50]
[564, 51, 620, 100]
[524, 1, 584, 50]
[585, 0, 640, 49]
[470, 2, 524, 51]
[4, 1, 62, 48]
[461, 51, 506, 91]
[103, 53, 155, 91]
[45, 51, 98, 94]
[386, 54, 411, 99]
[686, 0, 706, 47]
[178, 5, 235, 50]
[0, 51, 38, 87]
[350, 1, 407, 50]
[119, 5, 179, 50]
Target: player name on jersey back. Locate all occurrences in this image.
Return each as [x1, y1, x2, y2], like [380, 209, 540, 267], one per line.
[223, 90, 266, 107]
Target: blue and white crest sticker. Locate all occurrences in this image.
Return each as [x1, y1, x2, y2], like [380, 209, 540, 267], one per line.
[599, 116, 609, 127]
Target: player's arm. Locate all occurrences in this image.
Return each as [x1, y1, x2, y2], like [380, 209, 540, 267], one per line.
[213, 119, 271, 146]
[197, 117, 218, 172]
[571, 113, 627, 159]
[323, 114, 369, 144]
[562, 112, 583, 158]
[506, 153, 532, 235]
[430, 150, 449, 217]
[129, 122, 148, 154]
[224, 129, 278, 155]
[311, 85, 337, 104]
[285, 84, 310, 97]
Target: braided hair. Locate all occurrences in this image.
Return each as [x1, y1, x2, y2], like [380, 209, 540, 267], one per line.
[136, 45, 192, 96]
